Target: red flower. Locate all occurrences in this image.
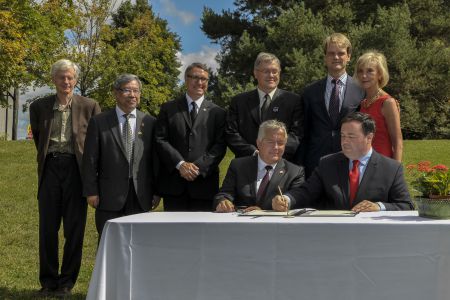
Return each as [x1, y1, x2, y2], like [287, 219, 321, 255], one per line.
[433, 164, 449, 172]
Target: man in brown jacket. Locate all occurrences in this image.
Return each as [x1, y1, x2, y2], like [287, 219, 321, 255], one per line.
[30, 59, 100, 297]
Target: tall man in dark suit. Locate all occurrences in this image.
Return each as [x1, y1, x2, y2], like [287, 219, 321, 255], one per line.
[82, 74, 159, 238]
[296, 33, 365, 177]
[226, 52, 303, 161]
[215, 120, 304, 212]
[155, 63, 227, 211]
[273, 112, 413, 212]
[30, 59, 101, 297]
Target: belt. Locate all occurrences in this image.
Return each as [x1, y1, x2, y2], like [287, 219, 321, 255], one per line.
[47, 152, 75, 159]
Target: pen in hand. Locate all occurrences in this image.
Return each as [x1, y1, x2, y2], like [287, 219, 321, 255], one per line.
[278, 186, 289, 216]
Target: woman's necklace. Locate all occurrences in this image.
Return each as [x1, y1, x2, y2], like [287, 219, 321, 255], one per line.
[363, 89, 382, 108]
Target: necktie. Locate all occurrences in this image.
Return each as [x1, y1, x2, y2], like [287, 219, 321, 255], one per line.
[349, 160, 360, 206]
[122, 114, 133, 176]
[190, 102, 198, 123]
[257, 165, 273, 201]
[329, 79, 340, 126]
[260, 94, 270, 121]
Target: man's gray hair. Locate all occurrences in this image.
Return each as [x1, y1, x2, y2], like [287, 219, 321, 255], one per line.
[254, 52, 281, 70]
[257, 120, 288, 141]
[51, 59, 80, 79]
[184, 62, 209, 78]
[113, 73, 142, 90]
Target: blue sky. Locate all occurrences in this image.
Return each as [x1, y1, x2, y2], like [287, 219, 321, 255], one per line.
[150, 0, 235, 76]
[151, 0, 234, 53]
[17, 0, 235, 139]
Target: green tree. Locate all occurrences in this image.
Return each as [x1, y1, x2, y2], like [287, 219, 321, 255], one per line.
[201, 0, 450, 138]
[0, 0, 71, 139]
[69, 0, 181, 114]
[0, 0, 70, 103]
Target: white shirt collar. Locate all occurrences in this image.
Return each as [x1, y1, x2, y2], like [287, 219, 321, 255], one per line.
[257, 88, 277, 102]
[186, 93, 204, 109]
[327, 73, 348, 85]
[115, 106, 136, 119]
[257, 155, 278, 171]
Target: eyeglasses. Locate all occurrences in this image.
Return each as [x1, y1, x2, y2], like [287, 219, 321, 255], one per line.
[187, 75, 209, 83]
[117, 88, 141, 95]
[257, 68, 280, 76]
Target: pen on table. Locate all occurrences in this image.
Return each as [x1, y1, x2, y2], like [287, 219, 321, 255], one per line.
[277, 185, 288, 216]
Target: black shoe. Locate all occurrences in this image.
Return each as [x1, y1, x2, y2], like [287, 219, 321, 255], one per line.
[54, 286, 72, 298]
[38, 287, 54, 297]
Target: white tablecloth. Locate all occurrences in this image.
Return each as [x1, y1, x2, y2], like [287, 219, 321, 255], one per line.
[87, 211, 450, 300]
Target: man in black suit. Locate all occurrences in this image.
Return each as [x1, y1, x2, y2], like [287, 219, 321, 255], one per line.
[215, 120, 304, 212]
[82, 74, 159, 238]
[155, 62, 227, 211]
[296, 33, 365, 177]
[273, 112, 413, 212]
[226, 52, 303, 161]
[30, 59, 101, 297]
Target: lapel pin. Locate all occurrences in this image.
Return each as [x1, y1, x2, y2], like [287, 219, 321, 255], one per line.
[203, 108, 207, 111]
[273, 107, 279, 112]
[138, 131, 143, 136]
[279, 170, 284, 174]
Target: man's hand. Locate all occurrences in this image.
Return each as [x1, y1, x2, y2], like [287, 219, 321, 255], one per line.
[87, 195, 99, 208]
[272, 195, 289, 212]
[152, 195, 161, 210]
[216, 199, 235, 213]
[243, 206, 262, 212]
[352, 200, 380, 212]
[179, 162, 200, 181]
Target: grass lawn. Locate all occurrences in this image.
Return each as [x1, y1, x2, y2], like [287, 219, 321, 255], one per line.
[0, 139, 449, 299]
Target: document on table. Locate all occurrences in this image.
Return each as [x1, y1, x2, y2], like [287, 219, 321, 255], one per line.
[238, 208, 312, 216]
[300, 210, 358, 217]
[238, 209, 357, 217]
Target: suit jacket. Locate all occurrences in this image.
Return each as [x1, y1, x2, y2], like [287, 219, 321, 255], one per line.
[82, 109, 158, 212]
[155, 96, 227, 199]
[214, 156, 305, 210]
[226, 88, 303, 161]
[29, 94, 101, 189]
[295, 76, 364, 176]
[289, 151, 413, 211]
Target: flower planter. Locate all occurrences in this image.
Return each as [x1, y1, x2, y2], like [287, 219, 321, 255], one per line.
[414, 196, 450, 219]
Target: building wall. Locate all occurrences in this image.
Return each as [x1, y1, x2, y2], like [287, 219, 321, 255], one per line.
[0, 90, 14, 140]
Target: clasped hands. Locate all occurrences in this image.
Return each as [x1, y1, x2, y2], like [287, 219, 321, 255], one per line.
[179, 162, 199, 181]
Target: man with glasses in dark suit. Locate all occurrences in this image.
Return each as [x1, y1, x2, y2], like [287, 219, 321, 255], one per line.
[82, 74, 159, 239]
[155, 63, 227, 211]
[226, 52, 303, 162]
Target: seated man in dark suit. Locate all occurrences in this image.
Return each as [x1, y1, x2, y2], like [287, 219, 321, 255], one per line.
[273, 112, 413, 212]
[215, 120, 305, 212]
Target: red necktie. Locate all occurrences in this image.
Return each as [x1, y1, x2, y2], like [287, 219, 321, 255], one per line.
[349, 160, 360, 206]
[257, 165, 272, 200]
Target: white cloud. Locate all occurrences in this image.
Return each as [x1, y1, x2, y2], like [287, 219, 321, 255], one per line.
[159, 0, 196, 25]
[177, 46, 220, 81]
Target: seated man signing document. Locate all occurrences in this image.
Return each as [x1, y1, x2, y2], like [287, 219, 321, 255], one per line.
[215, 120, 304, 212]
[273, 112, 414, 212]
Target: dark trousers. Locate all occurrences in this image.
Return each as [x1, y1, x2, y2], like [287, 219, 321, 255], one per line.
[95, 179, 143, 239]
[163, 194, 213, 212]
[38, 154, 86, 289]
